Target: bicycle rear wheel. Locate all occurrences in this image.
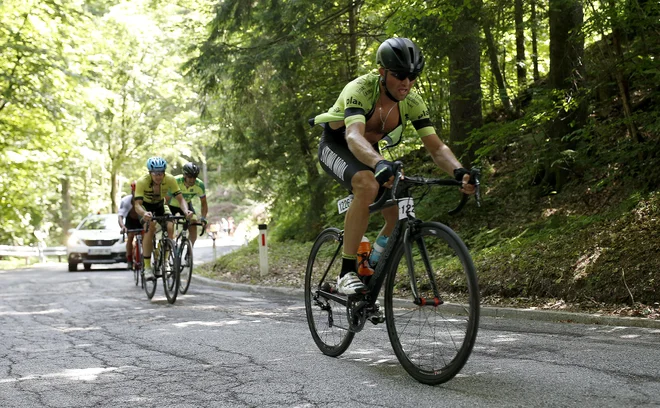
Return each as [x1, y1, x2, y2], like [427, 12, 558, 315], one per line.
[384, 221, 479, 385]
[161, 238, 180, 304]
[133, 239, 143, 287]
[304, 228, 355, 357]
[178, 239, 193, 295]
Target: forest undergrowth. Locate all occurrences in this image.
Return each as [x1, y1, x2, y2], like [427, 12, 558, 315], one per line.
[201, 82, 660, 319]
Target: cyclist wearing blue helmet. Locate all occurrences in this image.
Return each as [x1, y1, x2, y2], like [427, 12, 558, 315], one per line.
[134, 156, 193, 280]
[309, 37, 475, 295]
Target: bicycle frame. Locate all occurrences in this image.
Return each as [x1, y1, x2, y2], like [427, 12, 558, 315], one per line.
[315, 201, 407, 310]
[313, 163, 480, 331]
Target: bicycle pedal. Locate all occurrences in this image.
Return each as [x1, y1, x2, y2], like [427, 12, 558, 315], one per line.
[368, 315, 385, 325]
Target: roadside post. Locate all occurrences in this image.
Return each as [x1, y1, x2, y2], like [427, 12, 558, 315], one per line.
[34, 230, 48, 263]
[258, 224, 268, 277]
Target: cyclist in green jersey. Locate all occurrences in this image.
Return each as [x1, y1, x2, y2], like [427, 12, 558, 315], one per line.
[166, 162, 208, 247]
[310, 37, 475, 295]
[134, 156, 193, 279]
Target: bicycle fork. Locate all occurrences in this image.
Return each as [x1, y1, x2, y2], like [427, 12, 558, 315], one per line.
[403, 225, 444, 307]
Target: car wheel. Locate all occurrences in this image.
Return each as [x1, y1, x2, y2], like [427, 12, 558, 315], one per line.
[83, 263, 92, 271]
[68, 263, 77, 272]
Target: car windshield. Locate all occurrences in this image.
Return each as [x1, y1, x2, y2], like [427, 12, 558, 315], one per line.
[79, 215, 119, 231]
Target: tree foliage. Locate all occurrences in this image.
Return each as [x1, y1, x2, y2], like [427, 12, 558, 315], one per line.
[1, 0, 659, 248]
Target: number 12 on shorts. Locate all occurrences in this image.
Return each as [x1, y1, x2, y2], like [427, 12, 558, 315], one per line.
[398, 198, 415, 219]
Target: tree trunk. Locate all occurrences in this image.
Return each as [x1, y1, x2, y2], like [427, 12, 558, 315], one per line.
[60, 176, 71, 244]
[110, 167, 119, 213]
[531, 0, 540, 81]
[608, 0, 642, 144]
[515, 0, 527, 89]
[448, 0, 483, 164]
[483, 19, 514, 115]
[546, 0, 587, 191]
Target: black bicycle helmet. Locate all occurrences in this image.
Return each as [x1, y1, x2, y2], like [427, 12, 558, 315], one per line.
[376, 37, 425, 74]
[182, 162, 200, 178]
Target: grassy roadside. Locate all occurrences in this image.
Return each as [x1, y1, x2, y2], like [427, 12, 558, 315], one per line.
[197, 189, 660, 320]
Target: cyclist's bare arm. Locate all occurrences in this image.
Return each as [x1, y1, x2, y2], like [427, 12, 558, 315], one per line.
[174, 193, 193, 218]
[345, 122, 383, 168]
[421, 134, 475, 194]
[200, 196, 208, 220]
[133, 199, 152, 220]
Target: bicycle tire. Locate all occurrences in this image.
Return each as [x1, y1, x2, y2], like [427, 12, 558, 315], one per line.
[304, 228, 355, 357]
[143, 252, 157, 300]
[384, 221, 479, 385]
[178, 238, 193, 295]
[161, 238, 180, 304]
[133, 239, 142, 287]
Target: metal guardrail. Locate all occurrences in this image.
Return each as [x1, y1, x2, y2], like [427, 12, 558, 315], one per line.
[0, 245, 67, 264]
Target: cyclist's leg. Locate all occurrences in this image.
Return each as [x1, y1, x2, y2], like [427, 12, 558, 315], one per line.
[344, 170, 379, 256]
[162, 204, 174, 250]
[318, 129, 378, 294]
[142, 223, 156, 258]
[126, 232, 135, 264]
[142, 221, 157, 278]
[379, 206, 398, 236]
[188, 203, 198, 246]
[124, 216, 142, 264]
[167, 205, 181, 238]
[142, 202, 164, 278]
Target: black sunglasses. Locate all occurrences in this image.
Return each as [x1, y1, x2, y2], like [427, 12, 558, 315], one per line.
[388, 70, 419, 81]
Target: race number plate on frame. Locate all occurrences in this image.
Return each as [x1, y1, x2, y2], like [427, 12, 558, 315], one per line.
[398, 198, 415, 219]
[337, 195, 353, 214]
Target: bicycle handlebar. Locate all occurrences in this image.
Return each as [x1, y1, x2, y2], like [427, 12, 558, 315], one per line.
[175, 218, 208, 236]
[122, 228, 145, 242]
[368, 161, 481, 215]
[143, 215, 187, 234]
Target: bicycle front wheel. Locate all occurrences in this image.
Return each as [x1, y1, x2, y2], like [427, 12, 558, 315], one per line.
[384, 221, 479, 385]
[178, 239, 193, 294]
[143, 254, 157, 300]
[304, 228, 354, 357]
[161, 238, 180, 304]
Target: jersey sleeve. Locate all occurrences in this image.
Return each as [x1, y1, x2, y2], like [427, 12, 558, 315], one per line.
[134, 177, 147, 202]
[118, 196, 131, 217]
[406, 93, 436, 138]
[165, 174, 181, 198]
[197, 180, 206, 198]
[341, 76, 373, 128]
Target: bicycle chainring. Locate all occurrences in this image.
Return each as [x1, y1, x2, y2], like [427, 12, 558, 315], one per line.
[346, 298, 368, 333]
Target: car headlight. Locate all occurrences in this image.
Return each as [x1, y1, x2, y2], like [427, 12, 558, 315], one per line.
[67, 235, 83, 246]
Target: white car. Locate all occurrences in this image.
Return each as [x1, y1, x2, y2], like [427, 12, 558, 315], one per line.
[67, 213, 126, 272]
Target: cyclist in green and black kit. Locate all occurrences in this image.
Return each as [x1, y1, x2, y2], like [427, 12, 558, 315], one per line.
[310, 37, 475, 295]
[167, 162, 208, 247]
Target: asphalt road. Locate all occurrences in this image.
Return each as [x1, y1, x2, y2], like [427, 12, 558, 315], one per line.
[1, 242, 659, 407]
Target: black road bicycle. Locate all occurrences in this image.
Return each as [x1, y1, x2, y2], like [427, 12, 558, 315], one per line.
[174, 219, 206, 295]
[124, 228, 146, 288]
[305, 162, 481, 385]
[143, 215, 184, 304]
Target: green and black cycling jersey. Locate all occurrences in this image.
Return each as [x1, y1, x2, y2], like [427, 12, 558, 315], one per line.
[310, 73, 436, 146]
